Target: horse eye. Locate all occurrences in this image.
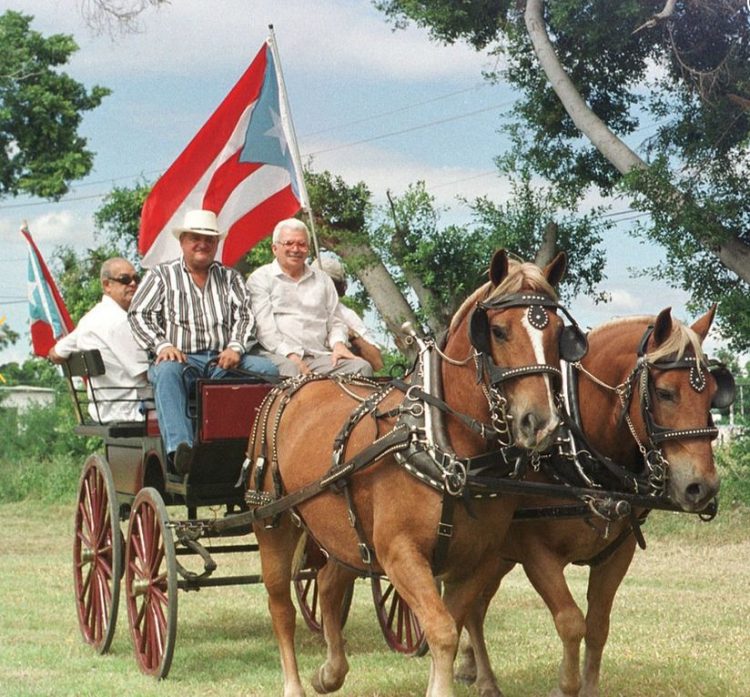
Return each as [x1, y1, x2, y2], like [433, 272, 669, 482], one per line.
[491, 325, 508, 342]
[655, 388, 675, 402]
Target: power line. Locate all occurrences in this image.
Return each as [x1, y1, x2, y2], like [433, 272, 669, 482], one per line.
[0, 191, 113, 210]
[307, 101, 513, 156]
[301, 84, 491, 138]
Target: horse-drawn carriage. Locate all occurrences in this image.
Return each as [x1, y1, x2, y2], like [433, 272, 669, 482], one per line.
[65, 348, 430, 680]
[65, 250, 735, 696]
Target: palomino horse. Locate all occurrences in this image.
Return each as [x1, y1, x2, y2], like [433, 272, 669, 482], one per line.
[457, 306, 734, 697]
[247, 250, 585, 697]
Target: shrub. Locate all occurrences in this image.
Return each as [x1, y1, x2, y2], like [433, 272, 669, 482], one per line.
[716, 435, 750, 509]
[0, 394, 100, 503]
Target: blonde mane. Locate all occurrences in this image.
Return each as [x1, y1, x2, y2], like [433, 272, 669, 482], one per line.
[589, 314, 706, 363]
[450, 260, 558, 333]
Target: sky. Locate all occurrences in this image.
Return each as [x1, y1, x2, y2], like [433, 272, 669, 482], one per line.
[0, 0, 708, 366]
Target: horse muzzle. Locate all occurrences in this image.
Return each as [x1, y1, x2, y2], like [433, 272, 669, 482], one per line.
[512, 408, 560, 452]
[668, 472, 720, 513]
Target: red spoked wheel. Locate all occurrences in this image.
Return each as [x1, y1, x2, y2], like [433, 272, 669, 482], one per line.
[372, 576, 429, 656]
[125, 487, 177, 679]
[73, 454, 123, 654]
[293, 540, 353, 634]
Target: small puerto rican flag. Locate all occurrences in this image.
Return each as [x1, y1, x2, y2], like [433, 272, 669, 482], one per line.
[21, 223, 74, 357]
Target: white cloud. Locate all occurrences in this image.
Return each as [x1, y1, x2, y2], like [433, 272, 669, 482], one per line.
[27, 210, 96, 248]
[306, 137, 511, 210]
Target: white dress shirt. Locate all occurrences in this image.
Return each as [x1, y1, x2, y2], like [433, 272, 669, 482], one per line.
[54, 295, 149, 422]
[247, 260, 348, 358]
[335, 303, 381, 346]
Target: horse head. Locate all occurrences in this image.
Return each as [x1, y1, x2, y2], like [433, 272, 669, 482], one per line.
[446, 249, 581, 454]
[582, 306, 732, 512]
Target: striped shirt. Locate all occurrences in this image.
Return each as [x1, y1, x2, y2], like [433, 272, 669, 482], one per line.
[128, 257, 256, 356]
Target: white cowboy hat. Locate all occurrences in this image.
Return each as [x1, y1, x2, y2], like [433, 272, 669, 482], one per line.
[172, 209, 226, 240]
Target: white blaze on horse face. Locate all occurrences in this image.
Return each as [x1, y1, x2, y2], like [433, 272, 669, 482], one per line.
[521, 313, 558, 431]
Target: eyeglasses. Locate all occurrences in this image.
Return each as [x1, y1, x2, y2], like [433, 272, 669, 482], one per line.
[277, 240, 309, 249]
[109, 274, 140, 286]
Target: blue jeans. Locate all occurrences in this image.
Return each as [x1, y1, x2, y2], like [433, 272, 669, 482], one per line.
[147, 351, 278, 454]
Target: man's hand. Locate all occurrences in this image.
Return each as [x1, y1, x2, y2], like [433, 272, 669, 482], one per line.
[217, 347, 242, 370]
[47, 347, 65, 365]
[155, 346, 186, 364]
[331, 341, 356, 366]
[287, 352, 311, 374]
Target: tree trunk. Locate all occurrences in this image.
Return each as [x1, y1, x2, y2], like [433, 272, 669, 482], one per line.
[386, 191, 446, 334]
[534, 221, 558, 267]
[318, 234, 422, 355]
[524, 0, 750, 283]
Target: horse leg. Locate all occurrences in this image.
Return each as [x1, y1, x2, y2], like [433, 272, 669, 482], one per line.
[457, 559, 516, 695]
[441, 559, 511, 697]
[310, 561, 357, 694]
[384, 555, 458, 697]
[580, 538, 637, 697]
[522, 553, 586, 697]
[255, 519, 306, 697]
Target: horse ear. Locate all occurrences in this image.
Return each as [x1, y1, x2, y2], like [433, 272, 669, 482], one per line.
[489, 249, 509, 287]
[652, 307, 673, 348]
[543, 251, 567, 287]
[690, 304, 717, 343]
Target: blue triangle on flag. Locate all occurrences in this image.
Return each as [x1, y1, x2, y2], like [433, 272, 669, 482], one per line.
[240, 47, 298, 198]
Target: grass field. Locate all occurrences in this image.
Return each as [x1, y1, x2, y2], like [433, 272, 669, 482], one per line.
[1, 499, 748, 697]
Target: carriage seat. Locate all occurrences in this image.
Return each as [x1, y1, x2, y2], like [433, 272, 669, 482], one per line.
[62, 349, 147, 439]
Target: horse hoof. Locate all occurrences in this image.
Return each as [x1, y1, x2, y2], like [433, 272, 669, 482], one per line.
[454, 668, 477, 685]
[310, 666, 344, 694]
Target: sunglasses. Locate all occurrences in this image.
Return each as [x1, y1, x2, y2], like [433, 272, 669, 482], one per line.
[109, 274, 140, 286]
[277, 240, 309, 249]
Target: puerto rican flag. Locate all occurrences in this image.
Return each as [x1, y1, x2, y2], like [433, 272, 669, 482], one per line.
[21, 224, 74, 357]
[139, 40, 304, 268]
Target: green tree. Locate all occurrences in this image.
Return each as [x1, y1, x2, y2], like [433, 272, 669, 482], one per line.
[375, 0, 750, 349]
[0, 356, 62, 388]
[0, 11, 110, 199]
[53, 182, 150, 322]
[0, 321, 19, 350]
[93, 181, 151, 260]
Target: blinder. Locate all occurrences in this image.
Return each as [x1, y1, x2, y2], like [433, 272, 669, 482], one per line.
[560, 325, 589, 363]
[708, 363, 735, 410]
[469, 293, 588, 364]
[469, 305, 492, 356]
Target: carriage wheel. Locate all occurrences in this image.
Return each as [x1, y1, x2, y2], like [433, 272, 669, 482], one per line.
[124, 487, 178, 678]
[293, 539, 353, 634]
[371, 576, 429, 656]
[293, 568, 354, 635]
[73, 453, 123, 654]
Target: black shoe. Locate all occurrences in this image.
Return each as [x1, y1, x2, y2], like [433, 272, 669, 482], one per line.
[174, 442, 194, 474]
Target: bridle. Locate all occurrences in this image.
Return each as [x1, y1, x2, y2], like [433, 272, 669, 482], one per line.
[469, 292, 588, 389]
[578, 324, 735, 495]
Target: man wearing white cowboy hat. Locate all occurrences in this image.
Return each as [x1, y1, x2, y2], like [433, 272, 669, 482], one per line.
[129, 209, 278, 473]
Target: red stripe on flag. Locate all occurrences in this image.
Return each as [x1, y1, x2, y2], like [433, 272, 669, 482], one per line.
[30, 320, 57, 359]
[221, 186, 300, 266]
[202, 153, 263, 213]
[139, 44, 269, 255]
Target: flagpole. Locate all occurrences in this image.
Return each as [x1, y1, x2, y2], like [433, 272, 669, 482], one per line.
[267, 24, 322, 265]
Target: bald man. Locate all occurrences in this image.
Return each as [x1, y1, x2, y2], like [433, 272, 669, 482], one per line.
[49, 257, 149, 422]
